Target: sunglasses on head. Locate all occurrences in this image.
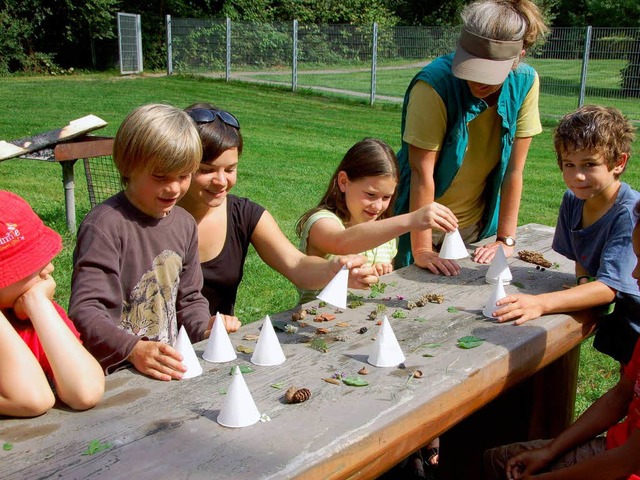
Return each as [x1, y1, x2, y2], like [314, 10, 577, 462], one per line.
[188, 108, 240, 129]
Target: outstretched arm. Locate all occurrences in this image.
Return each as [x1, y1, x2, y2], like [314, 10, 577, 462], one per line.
[493, 280, 616, 325]
[251, 211, 378, 290]
[0, 311, 54, 417]
[15, 277, 104, 410]
[506, 376, 637, 479]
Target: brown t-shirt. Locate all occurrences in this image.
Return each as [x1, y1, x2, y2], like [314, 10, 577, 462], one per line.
[69, 192, 211, 373]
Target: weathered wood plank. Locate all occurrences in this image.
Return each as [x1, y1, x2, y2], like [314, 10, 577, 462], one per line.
[0, 115, 107, 161]
[0, 224, 595, 480]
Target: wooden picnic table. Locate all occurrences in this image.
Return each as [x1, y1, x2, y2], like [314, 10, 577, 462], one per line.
[0, 223, 595, 479]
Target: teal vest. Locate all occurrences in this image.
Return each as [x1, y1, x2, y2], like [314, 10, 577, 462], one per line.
[394, 53, 536, 267]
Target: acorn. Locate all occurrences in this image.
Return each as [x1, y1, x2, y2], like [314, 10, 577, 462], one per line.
[285, 387, 312, 404]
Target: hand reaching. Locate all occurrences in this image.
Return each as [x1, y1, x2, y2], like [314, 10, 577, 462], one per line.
[127, 340, 185, 381]
[414, 202, 458, 232]
[205, 314, 241, 337]
[474, 241, 514, 264]
[493, 294, 543, 325]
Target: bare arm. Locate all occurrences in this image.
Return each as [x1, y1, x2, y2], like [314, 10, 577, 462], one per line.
[474, 137, 531, 264]
[16, 277, 105, 410]
[252, 211, 379, 290]
[494, 280, 616, 325]
[408, 144, 460, 276]
[507, 376, 639, 479]
[0, 311, 54, 417]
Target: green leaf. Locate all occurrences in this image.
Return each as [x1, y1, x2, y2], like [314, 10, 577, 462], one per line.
[457, 335, 484, 349]
[512, 281, 525, 289]
[3, 442, 13, 451]
[391, 310, 407, 319]
[309, 338, 328, 353]
[219, 388, 228, 395]
[422, 353, 434, 357]
[424, 343, 442, 348]
[446, 306, 459, 313]
[270, 382, 285, 389]
[342, 376, 369, 387]
[318, 301, 327, 308]
[368, 282, 388, 298]
[82, 439, 112, 456]
[414, 317, 427, 323]
[229, 365, 254, 375]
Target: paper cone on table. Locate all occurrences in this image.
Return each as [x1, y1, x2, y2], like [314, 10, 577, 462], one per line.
[203, 312, 237, 363]
[485, 245, 512, 285]
[439, 229, 469, 259]
[316, 265, 348, 309]
[174, 325, 203, 378]
[217, 366, 261, 428]
[251, 315, 286, 366]
[483, 278, 507, 318]
[368, 316, 406, 367]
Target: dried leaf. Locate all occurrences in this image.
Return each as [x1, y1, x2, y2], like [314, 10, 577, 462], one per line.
[236, 345, 254, 354]
[336, 322, 350, 327]
[315, 327, 330, 335]
[342, 376, 369, 387]
[242, 333, 259, 341]
[323, 377, 341, 385]
[457, 335, 484, 349]
[358, 367, 369, 375]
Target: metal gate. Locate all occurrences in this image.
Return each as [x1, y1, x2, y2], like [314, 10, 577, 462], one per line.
[117, 12, 143, 75]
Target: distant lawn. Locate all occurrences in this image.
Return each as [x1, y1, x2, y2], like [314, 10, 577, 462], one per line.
[0, 73, 633, 418]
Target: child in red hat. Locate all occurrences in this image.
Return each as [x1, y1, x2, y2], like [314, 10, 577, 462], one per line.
[0, 191, 104, 417]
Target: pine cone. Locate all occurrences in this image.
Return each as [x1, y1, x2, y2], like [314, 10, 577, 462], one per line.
[518, 250, 552, 268]
[285, 387, 312, 404]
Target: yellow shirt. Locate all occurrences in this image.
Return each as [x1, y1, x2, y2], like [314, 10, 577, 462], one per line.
[403, 75, 541, 228]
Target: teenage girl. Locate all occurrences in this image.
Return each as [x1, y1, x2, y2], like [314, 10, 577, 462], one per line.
[296, 138, 458, 304]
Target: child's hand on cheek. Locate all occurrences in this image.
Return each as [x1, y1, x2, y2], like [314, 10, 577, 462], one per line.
[12, 276, 56, 320]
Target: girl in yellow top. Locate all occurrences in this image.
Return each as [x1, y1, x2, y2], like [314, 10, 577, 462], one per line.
[296, 138, 457, 304]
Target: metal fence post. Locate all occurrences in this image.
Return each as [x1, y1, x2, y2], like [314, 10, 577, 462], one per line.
[292, 19, 298, 92]
[226, 17, 231, 81]
[136, 14, 143, 73]
[578, 25, 592, 108]
[370, 22, 378, 105]
[166, 15, 173, 76]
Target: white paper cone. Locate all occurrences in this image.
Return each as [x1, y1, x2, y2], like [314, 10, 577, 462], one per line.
[439, 229, 470, 259]
[483, 278, 507, 318]
[217, 366, 261, 428]
[368, 316, 406, 367]
[485, 245, 513, 285]
[317, 265, 348, 309]
[251, 315, 286, 366]
[203, 312, 237, 363]
[174, 325, 203, 379]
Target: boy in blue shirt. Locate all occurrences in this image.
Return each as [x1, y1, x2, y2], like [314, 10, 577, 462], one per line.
[493, 105, 640, 364]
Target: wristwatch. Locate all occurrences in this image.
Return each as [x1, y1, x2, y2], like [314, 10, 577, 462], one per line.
[496, 235, 516, 247]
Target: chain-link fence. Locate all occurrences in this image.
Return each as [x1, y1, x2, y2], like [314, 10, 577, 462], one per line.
[167, 18, 640, 123]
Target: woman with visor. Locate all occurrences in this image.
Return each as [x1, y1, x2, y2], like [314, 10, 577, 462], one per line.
[394, 0, 548, 276]
[177, 103, 378, 324]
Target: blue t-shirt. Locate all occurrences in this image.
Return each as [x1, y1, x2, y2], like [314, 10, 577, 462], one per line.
[552, 182, 640, 364]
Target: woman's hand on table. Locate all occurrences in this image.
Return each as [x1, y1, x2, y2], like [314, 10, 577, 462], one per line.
[414, 249, 461, 276]
[473, 241, 514, 264]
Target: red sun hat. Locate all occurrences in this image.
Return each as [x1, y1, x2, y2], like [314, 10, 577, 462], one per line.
[0, 191, 62, 289]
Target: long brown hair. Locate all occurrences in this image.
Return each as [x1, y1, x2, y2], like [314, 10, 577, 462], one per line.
[296, 138, 399, 237]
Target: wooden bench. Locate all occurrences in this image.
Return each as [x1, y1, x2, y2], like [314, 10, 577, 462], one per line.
[0, 224, 595, 479]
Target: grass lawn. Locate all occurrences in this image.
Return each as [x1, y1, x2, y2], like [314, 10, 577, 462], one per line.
[0, 73, 635, 418]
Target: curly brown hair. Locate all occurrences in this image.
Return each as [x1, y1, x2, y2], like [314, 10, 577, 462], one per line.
[554, 105, 636, 178]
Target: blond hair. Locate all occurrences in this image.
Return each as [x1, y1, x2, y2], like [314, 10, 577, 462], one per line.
[554, 105, 636, 178]
[462, 0, 548, 53]
[114, 104, 202, 185]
